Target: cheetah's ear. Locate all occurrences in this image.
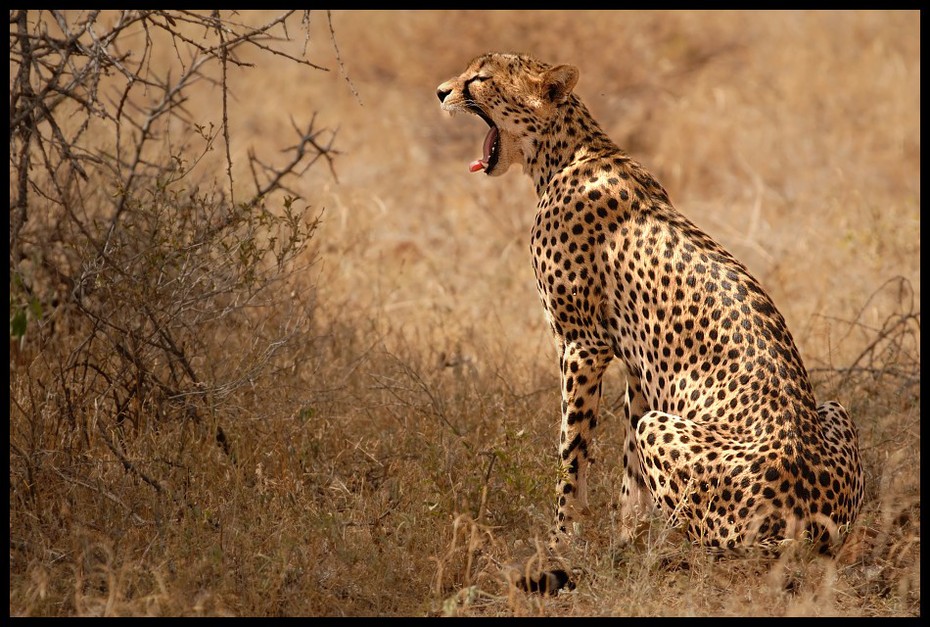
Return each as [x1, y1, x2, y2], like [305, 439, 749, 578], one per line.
[541, 65, 579, 104]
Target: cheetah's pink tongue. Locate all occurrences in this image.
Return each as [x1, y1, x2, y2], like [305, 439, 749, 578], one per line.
[469, 126, 498, 173]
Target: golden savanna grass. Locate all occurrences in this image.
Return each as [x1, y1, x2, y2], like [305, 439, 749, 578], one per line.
[10, 10, 919, 616]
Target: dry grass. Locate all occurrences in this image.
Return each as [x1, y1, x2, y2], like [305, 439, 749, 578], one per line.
[9, 10, 919, 616]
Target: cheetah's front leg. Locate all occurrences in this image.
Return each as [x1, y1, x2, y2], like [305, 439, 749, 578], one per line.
[550, 341, 611, 548]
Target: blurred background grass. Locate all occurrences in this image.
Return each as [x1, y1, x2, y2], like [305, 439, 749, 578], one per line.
[10, 10, 919, 616]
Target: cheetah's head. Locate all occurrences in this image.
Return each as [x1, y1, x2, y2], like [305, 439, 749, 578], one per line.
[437, 52, 579, 177]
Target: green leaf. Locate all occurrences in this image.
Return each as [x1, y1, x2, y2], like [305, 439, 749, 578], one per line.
[10, 309, 27, 338]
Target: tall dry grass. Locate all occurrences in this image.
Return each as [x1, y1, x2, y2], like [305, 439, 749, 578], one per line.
[10, 10, 919, 616]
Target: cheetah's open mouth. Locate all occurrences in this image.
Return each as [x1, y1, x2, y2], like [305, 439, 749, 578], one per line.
[468, 108, 500, 174]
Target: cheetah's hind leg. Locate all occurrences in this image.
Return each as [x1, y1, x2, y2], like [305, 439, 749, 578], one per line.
[631, 410, 762, 551]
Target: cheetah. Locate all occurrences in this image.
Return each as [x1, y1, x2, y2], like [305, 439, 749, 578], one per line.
[436, 52, 865, 566]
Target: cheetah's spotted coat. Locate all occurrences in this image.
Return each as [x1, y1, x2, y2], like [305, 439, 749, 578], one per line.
[437, 52, 864, 557]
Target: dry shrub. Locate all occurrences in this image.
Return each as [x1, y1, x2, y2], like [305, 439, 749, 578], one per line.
[9, 10, 335, 615]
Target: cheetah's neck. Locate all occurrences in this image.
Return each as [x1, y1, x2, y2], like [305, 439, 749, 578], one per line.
[525, 96, 619, 196]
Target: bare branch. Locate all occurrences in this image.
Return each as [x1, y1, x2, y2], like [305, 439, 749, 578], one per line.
[10, 10, 339, 507]
[247, 113, 340, 203]
[809, 277, 920, 399]
[212, 10, 236, 206]
[327, 10, 362, 104]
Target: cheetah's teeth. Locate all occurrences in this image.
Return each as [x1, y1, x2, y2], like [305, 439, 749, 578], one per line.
[470, 125, 499, 173]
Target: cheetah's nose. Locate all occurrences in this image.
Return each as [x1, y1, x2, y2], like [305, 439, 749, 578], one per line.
[437, 87, 452, 103]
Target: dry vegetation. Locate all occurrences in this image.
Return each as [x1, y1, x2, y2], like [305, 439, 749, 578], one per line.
[9, 10, 919, 616]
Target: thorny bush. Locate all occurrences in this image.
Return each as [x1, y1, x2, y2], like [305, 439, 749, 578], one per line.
[10, 10, 334, 538]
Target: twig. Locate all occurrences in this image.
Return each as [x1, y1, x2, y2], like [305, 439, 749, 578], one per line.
[247, 113, 339, 202]
[327, 10, 361, 104]
[96, 416, 164, 495]
[53, 469, 152, 526]
[213, 10, 236, 206]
